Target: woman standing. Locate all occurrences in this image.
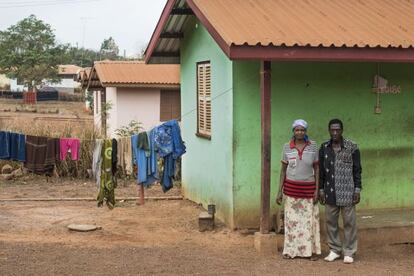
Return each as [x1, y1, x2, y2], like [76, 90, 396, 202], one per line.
[276, 119, 321, 260]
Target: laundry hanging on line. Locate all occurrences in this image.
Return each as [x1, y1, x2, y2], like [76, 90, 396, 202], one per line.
[25, 135, 59, 176]
[0, 131, 26, 162]
[1, 119, 186, 203]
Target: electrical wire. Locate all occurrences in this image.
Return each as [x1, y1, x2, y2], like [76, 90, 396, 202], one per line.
[0, 0, 103, 9]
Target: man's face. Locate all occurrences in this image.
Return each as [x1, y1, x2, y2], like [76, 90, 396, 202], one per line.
[329, 123, 343, 142]
[293, 126, 306, 140]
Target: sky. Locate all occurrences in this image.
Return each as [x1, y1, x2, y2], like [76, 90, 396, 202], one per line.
[0, 0, 168, 57]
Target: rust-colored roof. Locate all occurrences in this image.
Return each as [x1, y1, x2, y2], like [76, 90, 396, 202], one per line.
[93, 61, 180, 86]
[58, 64, 82, 75]
[190, 0, 414, 48]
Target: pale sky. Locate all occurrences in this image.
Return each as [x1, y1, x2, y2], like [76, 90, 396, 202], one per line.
[0, 0, 168, 57]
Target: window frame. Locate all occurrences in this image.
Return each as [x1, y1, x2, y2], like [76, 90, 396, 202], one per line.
[196, 61, 212, 140]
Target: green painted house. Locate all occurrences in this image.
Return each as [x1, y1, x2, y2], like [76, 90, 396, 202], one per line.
[145, 0, 414, 229]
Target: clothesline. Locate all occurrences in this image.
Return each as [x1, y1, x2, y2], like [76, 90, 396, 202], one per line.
[1, 119, 186, 210]
[0, 129, 133, 142]
[1, 72, 256, 141]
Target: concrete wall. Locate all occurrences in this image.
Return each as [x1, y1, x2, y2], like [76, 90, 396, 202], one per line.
[106, 87, 118, 138]
[180, 18, 235, 227]
[93, 90, 102, 134]
[232, 61, 414, 227]
[115, 87, 161, 134]
[10, 79, 26, 92]
[44, 76, 80, 94]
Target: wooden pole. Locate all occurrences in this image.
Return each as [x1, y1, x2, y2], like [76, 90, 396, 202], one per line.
[260, 60, 271, 234]
[137, 184, 145, 205]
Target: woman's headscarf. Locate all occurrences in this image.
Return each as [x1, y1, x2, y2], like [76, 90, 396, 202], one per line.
[292, 119, 309, 141]
[292, 119, 308, 130]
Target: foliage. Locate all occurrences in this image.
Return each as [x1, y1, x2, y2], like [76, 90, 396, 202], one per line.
[100, 37, 120, 60]
[115, 120, 142, 137]
[100, 101, 112, 137]
[0, 15, 67, 90]
[86, 91, 94, 111]
[64, 46, 100, 67]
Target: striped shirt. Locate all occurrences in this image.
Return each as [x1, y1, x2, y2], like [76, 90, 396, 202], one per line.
[281, 139, 318, 198]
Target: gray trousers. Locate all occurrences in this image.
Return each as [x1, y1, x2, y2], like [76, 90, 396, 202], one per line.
[325, 204, 357, 257]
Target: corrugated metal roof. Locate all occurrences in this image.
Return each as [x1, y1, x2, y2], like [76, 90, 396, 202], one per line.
[191, 0, 414, 48]
[58, 64, 82, 75]
[94, 61, 180, 85]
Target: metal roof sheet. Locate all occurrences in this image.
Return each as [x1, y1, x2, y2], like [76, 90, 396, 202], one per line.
[191, 0, 414, 48]
[58, 64, 82, 75]
[93, 61, 180, 85]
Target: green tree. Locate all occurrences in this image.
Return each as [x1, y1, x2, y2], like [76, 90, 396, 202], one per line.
[65, 46, 100, 67]
[100, 36, 120, 60]
[0, 15, 67, 90]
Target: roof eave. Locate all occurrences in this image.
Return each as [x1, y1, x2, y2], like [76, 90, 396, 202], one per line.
[229, 45, 414, 63]
[145, 0, 414, 64]
[144, 0, 177, 64]
[186, 0, 230, 57]
[101, 83, 180, 89]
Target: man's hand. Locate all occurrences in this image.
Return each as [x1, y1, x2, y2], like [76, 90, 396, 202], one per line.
[353, 193, 361, 205]
[313, 191, 318, 205]
[319, 190, 326, 205]
[276, 193, 283, 205]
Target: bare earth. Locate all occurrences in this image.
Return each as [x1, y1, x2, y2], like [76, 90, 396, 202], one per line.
[0, 100, 413, 275]
[0, 178, 413, 276]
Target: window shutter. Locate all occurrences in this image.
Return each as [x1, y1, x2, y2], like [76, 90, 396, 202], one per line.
[197, 62, 211, 137]
[160, 90, 180, 121]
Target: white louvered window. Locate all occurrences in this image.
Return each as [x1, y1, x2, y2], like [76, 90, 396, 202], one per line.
[197, 62, 211, 138]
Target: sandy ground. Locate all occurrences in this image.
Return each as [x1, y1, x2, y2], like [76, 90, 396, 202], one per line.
[0, 178, 413, 276]
[0, 99, 413, 275]
[0, 99, 92, 137]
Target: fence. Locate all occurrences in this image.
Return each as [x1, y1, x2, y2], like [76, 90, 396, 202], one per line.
[1, 91, 59, 102]
[23, 92, 37, 104]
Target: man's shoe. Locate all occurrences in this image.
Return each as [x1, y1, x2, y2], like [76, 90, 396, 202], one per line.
[324, 251, 341, 262]
[343, 256, 354, 264]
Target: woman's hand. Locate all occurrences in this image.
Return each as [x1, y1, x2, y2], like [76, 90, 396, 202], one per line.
[276, 193, 283, 205]
[313, 190, 318, 205]
[319, 190, 326, 205]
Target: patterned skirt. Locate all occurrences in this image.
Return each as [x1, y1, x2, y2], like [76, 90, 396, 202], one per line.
[283, 195, 321, 258]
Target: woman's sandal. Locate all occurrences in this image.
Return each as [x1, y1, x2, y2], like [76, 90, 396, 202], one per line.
[310, 255, 319, 261]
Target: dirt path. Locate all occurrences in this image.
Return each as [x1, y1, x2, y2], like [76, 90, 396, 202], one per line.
[0, 180, 413, 275]
[0, 176, 181, 199]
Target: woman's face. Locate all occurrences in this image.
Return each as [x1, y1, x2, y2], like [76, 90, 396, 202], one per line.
[293, 126, 306, 140]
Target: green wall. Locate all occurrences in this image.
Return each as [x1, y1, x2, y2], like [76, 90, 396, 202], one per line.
[180, 18, 235, 226]
[233, 61, 414, 227]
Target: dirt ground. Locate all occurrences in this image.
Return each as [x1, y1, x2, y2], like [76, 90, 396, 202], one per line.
[0, 178, 413, 276]
[0, 99, 92, 137]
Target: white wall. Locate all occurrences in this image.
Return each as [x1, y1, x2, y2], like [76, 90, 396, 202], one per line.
[105, 87, 118, 138]
[93, 90, 102, 134]
[10, 76, 81, 93]
[107, 87, 161, 138]
[10, 79, 26, 92]
[44, 76, 81, 94]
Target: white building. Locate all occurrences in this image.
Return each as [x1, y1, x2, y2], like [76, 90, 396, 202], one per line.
[87, 61, 180, 137]
[10, 65, 82, 93]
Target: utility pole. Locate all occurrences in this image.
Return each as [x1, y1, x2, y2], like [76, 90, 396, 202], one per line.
[80, 17, 94, 67]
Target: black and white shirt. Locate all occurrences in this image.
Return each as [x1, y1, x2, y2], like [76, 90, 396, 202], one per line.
[319, 138, 362, 206]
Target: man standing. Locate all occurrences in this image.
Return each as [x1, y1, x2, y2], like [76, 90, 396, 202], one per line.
[319, 119, 362, 264]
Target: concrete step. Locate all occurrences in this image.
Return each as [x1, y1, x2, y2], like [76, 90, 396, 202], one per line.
[276, 207, 414, 250]
[354, 208, 414, 248]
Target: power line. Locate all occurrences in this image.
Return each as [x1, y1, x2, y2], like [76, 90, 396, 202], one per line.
[178, 74, 258, 121]
[0, 0, 103, 8]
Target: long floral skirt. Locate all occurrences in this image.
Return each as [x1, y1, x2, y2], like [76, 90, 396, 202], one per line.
[282, 195, 321, 258]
